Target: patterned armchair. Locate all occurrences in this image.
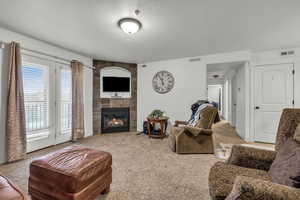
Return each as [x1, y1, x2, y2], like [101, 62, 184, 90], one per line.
[169, 106, 220, 154]
[209, 108, 300, 200]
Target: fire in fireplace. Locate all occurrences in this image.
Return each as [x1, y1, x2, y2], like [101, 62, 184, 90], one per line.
[101, 107, 130, 133]
[108, 118, 124, 127]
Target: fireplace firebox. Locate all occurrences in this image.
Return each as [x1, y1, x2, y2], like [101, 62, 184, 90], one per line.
[101, 107, 130, 133]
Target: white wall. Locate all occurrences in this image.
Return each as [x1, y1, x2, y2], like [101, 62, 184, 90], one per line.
[83, 67, 93, 138]
[0, 27, 93, 164]
[137, 58, 207, 131]
[231, 74, 237, 126]
[223, 80, 230, 120]
[208, 85, 222, 113]
[234, 66, 246, 138]
[207, 77, 224, 85]
[208, 85, 221, 104]
[223, 69, 236, 122]
[222, 65, 246, 138]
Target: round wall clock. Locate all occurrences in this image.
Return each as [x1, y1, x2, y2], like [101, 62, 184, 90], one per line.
[152, 70, 175, 94]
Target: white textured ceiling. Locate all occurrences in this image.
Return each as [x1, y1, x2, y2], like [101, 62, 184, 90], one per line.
[0, 0, 299, 63]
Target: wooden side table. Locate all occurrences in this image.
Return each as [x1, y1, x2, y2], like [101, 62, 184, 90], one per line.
[147, 117, 169, 139]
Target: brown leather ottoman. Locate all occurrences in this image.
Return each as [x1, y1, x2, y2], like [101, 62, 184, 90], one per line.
[0, 175, 29, 200]
[28, 145, 112, 200]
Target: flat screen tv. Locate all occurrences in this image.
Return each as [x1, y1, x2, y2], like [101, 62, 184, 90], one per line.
[103, 76, 130, 92]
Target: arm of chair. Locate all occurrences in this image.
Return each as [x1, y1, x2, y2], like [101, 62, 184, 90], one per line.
[0, 175, 30, 200]
[226, 176, 300, 200]
[227, 145, 276, 171]
[183, 126, 212, 136]
[174, 120, 188, 127]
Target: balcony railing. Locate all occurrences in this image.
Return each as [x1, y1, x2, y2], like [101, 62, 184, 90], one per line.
[61, 101, 72, 131]
[25, 101, 72, 134]
[25, 101, 49, 132]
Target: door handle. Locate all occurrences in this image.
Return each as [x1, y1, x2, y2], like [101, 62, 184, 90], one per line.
[255, 106, 260, 110]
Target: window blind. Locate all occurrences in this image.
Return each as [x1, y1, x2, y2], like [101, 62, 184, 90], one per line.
[23, 65, 49, 133]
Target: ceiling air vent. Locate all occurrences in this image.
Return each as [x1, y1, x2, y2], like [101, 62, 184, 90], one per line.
[280, 50, 295, 56]
[189, 58, 201, 62]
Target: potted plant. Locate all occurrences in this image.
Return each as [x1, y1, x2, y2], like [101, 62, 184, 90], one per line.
[148, 109, 166, 119]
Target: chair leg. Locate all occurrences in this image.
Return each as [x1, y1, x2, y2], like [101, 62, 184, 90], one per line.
[101, 185, 110, 195]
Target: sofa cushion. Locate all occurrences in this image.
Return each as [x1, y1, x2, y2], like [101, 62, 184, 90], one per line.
[268, 138, 300, 188]
[209, 161, 271, 200]
[293, 123, 300, 142]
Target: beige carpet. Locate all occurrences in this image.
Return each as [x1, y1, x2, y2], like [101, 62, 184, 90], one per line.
[0, 121, 245, 200]
[212, 121, 245, 149]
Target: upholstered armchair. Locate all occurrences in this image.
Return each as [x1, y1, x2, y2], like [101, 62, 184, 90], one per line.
[209, 108, 300, 200]
[169, 106, 220, 154]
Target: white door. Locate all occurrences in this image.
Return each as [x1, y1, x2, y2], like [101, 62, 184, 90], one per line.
[254, 63, 294, 143]
[23, 55, 56, 152]
[55, 64, 72, 144]
[23, 55, 72, 152]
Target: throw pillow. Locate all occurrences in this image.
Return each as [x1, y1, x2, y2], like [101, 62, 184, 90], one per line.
[293, 123, 300, 143]
[268, 137, 300, 188]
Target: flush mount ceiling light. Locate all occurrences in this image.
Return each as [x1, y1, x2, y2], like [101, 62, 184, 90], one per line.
[118, 18, 142, 34]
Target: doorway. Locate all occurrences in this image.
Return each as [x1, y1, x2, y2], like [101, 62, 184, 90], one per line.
[207, 61, 247, 138]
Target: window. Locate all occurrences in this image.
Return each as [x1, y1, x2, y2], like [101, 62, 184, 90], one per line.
[22, 55, 73, 152]
[23, 64, 50, 136]
[59, 68, 72, 133]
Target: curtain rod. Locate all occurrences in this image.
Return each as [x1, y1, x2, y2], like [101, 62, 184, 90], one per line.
[0, 41, 95, 70]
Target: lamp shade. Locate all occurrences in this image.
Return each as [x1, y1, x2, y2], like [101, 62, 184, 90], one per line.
[118, 18, 142, 34]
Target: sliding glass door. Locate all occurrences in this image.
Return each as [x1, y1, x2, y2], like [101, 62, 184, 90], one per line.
[22, 55, 72, 152]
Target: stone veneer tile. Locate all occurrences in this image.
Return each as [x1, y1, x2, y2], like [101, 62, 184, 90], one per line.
[93, 60, 137, 135]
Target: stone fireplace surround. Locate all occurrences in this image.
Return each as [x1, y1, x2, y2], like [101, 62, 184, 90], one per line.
[93, 60, 137, 134]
